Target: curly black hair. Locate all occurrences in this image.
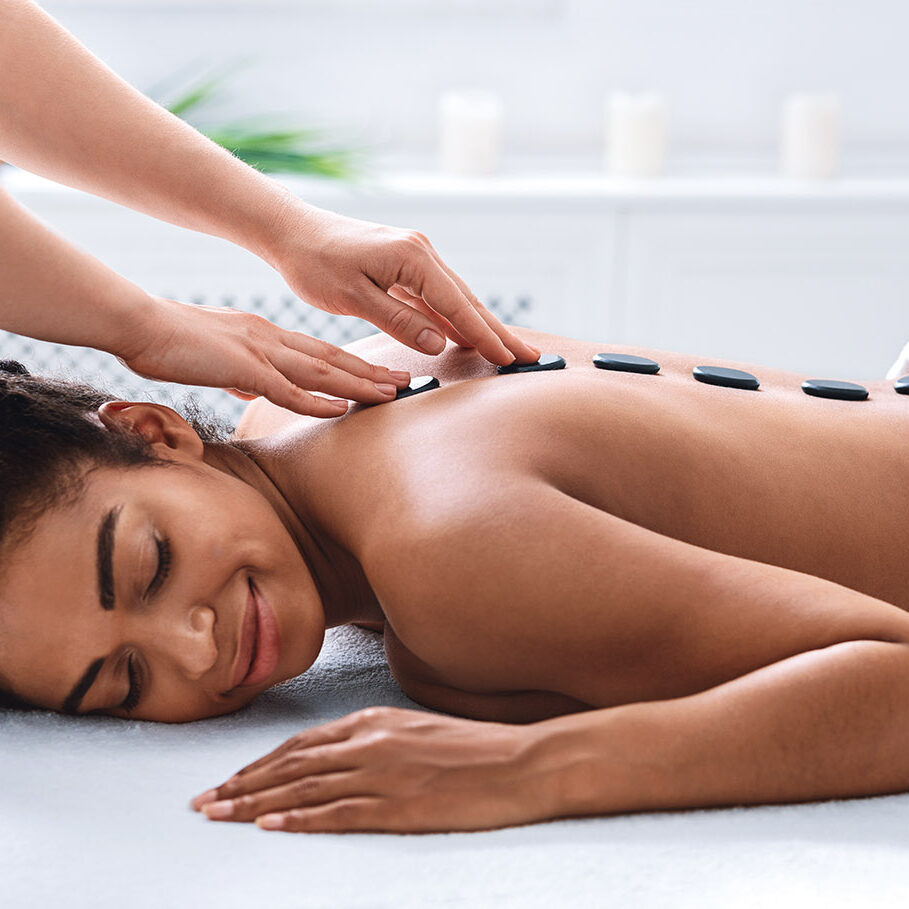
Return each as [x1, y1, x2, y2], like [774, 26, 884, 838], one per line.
[0, 359, 235, 712]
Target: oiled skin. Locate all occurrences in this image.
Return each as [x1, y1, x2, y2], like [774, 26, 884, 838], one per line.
[234, 327, 909, 720]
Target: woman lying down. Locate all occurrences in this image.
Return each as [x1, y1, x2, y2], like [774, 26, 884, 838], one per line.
[3, 325, 909, 835]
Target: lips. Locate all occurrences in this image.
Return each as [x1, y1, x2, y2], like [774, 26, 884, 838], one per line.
[230, 580, 281, 690]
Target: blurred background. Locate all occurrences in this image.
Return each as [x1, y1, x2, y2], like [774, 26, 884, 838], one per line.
[3, 0, 909, 420]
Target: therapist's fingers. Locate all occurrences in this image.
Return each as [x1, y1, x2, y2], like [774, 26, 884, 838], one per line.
[221, 333, 413, 415]
[278, 331, 410, 389]
[254, 378, 351, 418]
[389, 255, 515, 365]
[355, 280, 451, 356]
[223, 388, 259, 401]
[388, 233, 538, 365]
[116, 300, 411, 418]
[386, 284, 473, 348]
[423, 250, 541, 364]
[261, 347, 406, 410]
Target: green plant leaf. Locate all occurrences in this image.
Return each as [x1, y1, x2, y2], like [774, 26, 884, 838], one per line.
[152, 56, 259, 117]
[149, 58, 361, 180]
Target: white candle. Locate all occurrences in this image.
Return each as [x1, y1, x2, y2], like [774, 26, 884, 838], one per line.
[780, 93, 841, 179]
[438, 90, 503, 176]
[605, 92, 668, 178]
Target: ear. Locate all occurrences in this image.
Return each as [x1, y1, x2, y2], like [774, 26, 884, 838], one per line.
[96, 401, 205, 461]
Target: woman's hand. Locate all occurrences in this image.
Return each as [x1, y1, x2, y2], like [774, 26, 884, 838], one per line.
[117, 296, 411, 418]
[189, 706, 559, 834]
[265, 199, 541, 369]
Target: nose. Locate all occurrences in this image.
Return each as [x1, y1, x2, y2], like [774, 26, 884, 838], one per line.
[147, 603, 219, 681]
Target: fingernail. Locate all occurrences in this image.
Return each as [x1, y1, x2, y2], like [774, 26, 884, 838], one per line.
[257, 814, 285, 830]
[375, 383, 396, 396]
[191, 789, 218, 810]
[203, 800, 234, 820]
[417, 329, 445, 354]
[528, 345, 541, 358]
[389, 370, 410, 384]
[329, 399, 349, 410]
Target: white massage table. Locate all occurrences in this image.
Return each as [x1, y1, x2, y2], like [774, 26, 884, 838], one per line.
[5, 624, 909, 907]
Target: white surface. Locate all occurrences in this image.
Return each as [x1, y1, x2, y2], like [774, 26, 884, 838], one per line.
[4, 624, 909, 909]
[13, 160, 909, 204]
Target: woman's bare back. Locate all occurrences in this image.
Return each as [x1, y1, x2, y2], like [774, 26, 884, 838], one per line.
[235, 327, 909, 721]
[237, 327, 909, 603]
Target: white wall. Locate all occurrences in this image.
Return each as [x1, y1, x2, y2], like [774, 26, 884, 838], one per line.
[42, 0, 909, 166]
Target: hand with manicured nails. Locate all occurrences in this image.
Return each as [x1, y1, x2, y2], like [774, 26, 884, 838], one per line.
[0, 1, 540, 419]
[266, 199, 542, 369]
[189, 706, 556, 834]
[116, 200, 543, 419]
[116, 296, 414, 418]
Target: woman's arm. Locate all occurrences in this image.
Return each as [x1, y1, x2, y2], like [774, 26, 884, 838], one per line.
[190, 488, 909, 832]
[0, 184, 153, 354]
[190, 639, 909, 833]
[0, 185, 406, 415]
[535, 636, 909, 816]
[0, 1, 539, 365]
[0, 0, 287, 257]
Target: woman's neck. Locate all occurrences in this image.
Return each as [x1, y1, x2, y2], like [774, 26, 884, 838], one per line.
[202, 438, 383, 629]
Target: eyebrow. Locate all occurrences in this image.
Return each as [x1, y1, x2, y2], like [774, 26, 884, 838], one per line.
[97, 505, 120, 612]
[61, 505, 121, 715]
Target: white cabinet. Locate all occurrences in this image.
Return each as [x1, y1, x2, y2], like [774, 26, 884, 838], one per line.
[4, 168, 909, 423]
[618, 210, 909, 381]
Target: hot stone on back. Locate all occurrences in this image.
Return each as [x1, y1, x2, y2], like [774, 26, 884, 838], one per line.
[497, 353, 566, 375]
[692, 366, 760, 391]
[394, 376, 441, 400]
[592, 353, 660, 374]
[801, 379, 869, 401]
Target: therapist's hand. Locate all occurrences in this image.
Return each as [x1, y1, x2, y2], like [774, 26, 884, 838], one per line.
[118, 296, 411, 418]
[266, 199, 542, 368]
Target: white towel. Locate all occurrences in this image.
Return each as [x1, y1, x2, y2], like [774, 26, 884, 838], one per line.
[886, 340, 909, 381]
[6, 625, 909, 908]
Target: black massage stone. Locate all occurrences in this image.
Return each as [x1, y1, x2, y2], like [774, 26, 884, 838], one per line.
[692, 365, 760, 391]
[497, 353, 566, 375]
[895, 375, 909, 395]
[394, 375, 440, 399]
[801, 379, 869, 401]
[592, 353, 660, 374]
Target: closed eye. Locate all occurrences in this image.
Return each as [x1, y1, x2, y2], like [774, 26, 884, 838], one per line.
[145, 535, 172, 599]
[120, 654, 143, 713]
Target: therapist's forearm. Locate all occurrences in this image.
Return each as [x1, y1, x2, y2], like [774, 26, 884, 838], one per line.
[0, 0, 292, 262]
[0, 185, 153, 353]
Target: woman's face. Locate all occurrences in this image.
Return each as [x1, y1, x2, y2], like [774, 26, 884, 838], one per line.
[0, 402, 325, 723]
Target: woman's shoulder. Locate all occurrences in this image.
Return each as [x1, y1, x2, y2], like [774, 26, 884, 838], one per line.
[231, 396, 301, 440]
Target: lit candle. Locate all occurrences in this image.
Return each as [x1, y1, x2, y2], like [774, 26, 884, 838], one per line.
[605, 92, 668, 178]
[438, 90, 503, 176]
[780, 93, 841, 179]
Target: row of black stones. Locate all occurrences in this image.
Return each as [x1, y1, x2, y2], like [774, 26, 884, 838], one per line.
[395, 353, 909, 400]
[592, 353, 909, 400]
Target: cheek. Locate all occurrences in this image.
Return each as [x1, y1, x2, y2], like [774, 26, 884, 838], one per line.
[142, 686, 254, 723]
[267, 576, 324, 685]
